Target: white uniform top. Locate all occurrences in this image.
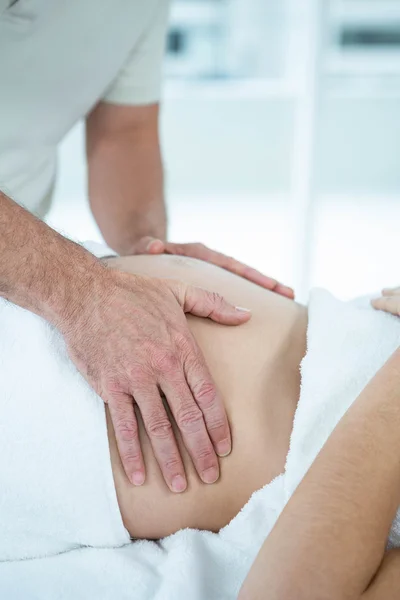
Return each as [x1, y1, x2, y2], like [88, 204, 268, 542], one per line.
[0, 0, 170, 215]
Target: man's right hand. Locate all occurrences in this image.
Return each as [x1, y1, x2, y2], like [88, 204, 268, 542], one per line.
[60, 265, 251, 493]
[0, 191, 251, 493]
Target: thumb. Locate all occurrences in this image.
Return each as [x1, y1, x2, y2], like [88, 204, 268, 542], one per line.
[181, 284, 252, 325]
[131, 236, 166, 255]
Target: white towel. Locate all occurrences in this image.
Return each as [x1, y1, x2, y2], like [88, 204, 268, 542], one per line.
[0, 299, 131, 562]
[284, 288, 400, 547]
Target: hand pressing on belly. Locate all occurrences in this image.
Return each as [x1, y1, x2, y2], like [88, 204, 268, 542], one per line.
[131, 237, 295, 299]
[372, 286, 400, 317]
[60, 265, 251, 493]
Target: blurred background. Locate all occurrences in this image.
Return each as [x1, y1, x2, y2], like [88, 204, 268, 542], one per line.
[47, 0, 400, 301]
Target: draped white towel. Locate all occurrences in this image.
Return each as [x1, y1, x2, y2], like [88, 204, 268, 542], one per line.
[284, 288, 400, 548]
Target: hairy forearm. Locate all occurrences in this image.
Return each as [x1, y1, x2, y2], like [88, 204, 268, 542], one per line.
[87, 118, 166, 255]
[240, 348, 400, 600]
[0, 191, 104, 326]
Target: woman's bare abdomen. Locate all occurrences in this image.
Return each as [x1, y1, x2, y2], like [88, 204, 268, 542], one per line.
[104, 255, 307, 539]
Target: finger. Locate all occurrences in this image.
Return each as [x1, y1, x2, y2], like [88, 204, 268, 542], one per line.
[382, 286, 400, 296]
[274, 283, 295, 299]
[131, 236, 166, 255]
[146, 238, 165, 254]
[164, 242, 294, 296]
[107, 391, 145, 486]
[133, 380, 187, 493]
[181, 339, 231, 461]
[371, 296, 400, 316]
[160, 369, 220, 485]
[182, 285, 252, 325]
[239, 265, 294, 296]
[129, 236, 154, 254]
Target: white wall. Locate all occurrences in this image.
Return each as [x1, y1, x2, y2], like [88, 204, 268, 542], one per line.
[160, 85, 400, 196]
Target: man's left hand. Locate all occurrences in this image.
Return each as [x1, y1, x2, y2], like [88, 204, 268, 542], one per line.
[131, 236, 294, 299]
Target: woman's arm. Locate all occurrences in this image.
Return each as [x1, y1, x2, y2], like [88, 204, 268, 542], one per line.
[364, 549, 400, 599]
[239, 348, 400, 600]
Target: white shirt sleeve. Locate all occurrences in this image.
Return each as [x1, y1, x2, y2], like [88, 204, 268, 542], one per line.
[102, 0, 171, 106]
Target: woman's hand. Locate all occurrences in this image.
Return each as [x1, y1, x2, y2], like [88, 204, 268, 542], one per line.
[131, 236, 294, 299]
[371, 287, 400, 316]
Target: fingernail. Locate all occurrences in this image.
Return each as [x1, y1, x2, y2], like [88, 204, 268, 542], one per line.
[171, 475, 187, 493]
[216, 439, 231, 457]
[235, 306, 251, 313]
[202, 466, 219, 484]
[132, 471, 145, 486]
[146, 239, 157, 251]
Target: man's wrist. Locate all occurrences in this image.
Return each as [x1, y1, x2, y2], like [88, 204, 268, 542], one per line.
[0, 190, 105, 328]
[40, 238, 107, 331]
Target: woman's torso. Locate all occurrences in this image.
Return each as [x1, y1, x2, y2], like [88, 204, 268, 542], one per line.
[105, 255, 307, 539]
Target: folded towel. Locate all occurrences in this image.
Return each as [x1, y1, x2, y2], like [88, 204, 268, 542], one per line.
[0, 296, 131, 562]
[285, 288, 400, 547]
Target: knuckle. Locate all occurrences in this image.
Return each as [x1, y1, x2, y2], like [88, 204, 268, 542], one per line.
[151, 350, 179, 374]
[147, 416, 173, 439]
[209, 291, 224, 306]
[193, 444, 215, 462]
[161, 456, 182, 474]
[115, 418, 138, 442]
[176, 405, 204, 432]
[207, 416, 228, 433]
[104, 375, 127, 395]
[121, 448, 142, 466]
[172, 243, 185, 255]
[192, 380, 217, 409]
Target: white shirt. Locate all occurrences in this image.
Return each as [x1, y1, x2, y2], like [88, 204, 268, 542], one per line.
[0, 0, 170, 215]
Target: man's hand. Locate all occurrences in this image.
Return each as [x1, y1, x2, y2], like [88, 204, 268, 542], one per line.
[60, 266, 251, 493]
[0, 191, 250, 494]
[132, 236, 295, 299]
[372, 286, 400, 316]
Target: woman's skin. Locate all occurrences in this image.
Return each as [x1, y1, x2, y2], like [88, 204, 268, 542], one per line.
[103, 254, 307, 539]
[239, 347, 400, 600]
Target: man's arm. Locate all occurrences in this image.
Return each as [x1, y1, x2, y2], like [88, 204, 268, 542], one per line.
[0, 190, 252, 491]
[86, 101, 166, 255]
[0, 190, 101, 325]
[239, 348, 400, 600]
[86, 102, 295, 298]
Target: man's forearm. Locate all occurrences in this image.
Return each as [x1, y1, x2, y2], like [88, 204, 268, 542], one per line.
[0, 191, 103, 326]
[240, 348, 400, 600]
[87, 109, 166, 255]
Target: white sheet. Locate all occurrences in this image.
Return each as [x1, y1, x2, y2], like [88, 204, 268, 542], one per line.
[0, 475, 286, 599]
